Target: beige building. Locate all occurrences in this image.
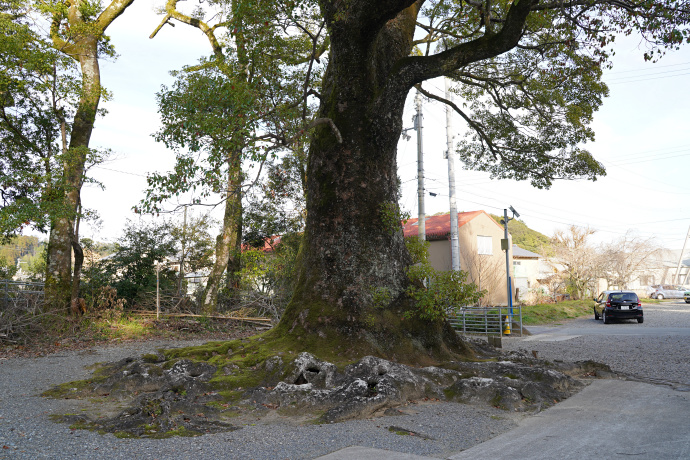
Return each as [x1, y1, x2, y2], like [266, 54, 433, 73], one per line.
[403, 211, 513, 306]
[512, 245, 544, 304]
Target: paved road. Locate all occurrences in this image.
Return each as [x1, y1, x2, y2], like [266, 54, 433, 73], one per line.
[322, 299, 690, 459]
[320, 380, 690, 460]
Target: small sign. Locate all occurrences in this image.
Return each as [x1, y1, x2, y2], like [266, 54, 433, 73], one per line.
[501, 238, 509, 251]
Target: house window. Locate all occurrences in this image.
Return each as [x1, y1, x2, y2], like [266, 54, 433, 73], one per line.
[477, 235, 492, 255]
[513, 261, 521, 265]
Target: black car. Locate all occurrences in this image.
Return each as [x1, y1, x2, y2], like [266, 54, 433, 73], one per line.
[594, 290, 643, 324]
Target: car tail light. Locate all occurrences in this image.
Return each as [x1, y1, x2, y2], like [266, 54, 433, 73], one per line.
[606, 299, 611, 307]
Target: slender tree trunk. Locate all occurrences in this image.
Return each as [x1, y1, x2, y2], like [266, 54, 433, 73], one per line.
[46, 35, 100, 312]
[202, 152, 242, 314]
[273, 3, 469, 363]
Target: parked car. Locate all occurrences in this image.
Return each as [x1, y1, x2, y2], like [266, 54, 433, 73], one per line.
[649, 285, 686, 299]
[594, 290, 643, 324]
[685, 290, 690, 304]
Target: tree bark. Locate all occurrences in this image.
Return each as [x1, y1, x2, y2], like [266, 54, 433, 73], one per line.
[271, 0, 540, 363]
[201, 153, 242, 314]
[45, 0, 135, 312]
[271, 2, 456, 362]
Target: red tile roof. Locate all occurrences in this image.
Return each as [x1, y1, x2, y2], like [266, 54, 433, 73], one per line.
[402, 210, 502, 240]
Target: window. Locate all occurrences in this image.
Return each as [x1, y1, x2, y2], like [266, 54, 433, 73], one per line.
[477, 235, 492, 255]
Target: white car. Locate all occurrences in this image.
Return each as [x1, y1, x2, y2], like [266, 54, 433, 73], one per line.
[650, 285, 686, 300]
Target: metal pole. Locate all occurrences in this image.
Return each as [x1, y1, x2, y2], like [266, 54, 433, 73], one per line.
[415, 91, 425, 241]
[503, 209, 513, 318]
[673, 225, 690, 284]
[445, 78, 460, 271]
[156, 263, 160, 320]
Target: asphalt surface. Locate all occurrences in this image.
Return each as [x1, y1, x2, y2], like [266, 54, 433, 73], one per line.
[319, 380, 690, 460]
[321, 299, 690, 459]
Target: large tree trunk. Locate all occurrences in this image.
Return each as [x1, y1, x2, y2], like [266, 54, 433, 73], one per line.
[272, 2, 469, 364]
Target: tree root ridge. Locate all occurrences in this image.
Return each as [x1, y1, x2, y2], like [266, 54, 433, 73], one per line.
[43, 345, 615, 437]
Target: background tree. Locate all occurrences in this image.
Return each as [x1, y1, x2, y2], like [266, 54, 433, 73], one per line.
[43, 0, 135, 312]
[599, 231, 660, 290]
[96, 220, 177, 308]
[243, 154, 307, 248]
[461, 250, 504, 307]
[549, 225, 599, 299]
[143, 0, 323, 313]
[169, 210, 216, 296]
[1, 0, 79, 240]
[1, 0, 136, 311]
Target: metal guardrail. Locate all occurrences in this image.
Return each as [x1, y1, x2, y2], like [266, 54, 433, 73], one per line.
[1, 280, 45, 309]
[448, 305, 523, 337]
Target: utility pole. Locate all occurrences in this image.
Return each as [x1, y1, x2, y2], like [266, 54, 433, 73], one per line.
[674, 225, 690, 284]
[445, 78, 460, 271]
[501, 206, 519, 321]
[415, 91, 425, 241]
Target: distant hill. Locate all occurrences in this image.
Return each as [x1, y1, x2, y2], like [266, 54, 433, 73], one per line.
[490, 214, 551, 255]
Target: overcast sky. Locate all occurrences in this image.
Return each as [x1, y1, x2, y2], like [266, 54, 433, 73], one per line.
[80, 0, 690, 252]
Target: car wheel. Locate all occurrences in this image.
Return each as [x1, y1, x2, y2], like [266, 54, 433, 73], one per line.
[603, 309, 610, 324]
[594, 307, 600, 320]
[656, 294, 664, 300]
[637, 317, 644, 324]
[685, 300, 690, 304]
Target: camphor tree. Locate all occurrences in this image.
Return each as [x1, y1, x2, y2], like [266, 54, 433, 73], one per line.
[260, 0, 690, 364]
[143, 0, 323, 313]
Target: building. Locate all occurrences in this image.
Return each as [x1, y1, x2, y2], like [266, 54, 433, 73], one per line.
[403, 210, 512, 306]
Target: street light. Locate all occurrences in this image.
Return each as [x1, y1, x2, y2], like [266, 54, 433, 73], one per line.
[501, 206, 519, 332]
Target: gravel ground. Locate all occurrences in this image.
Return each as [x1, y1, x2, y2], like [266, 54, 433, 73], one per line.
[1, 300, 687, 459]
[0, 339, 516, 459]
[503, 300, 690, 389]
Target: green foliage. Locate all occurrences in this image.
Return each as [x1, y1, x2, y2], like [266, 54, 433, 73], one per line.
[225, 232, 301, 319]
[170, 212, 216, 274]
[414, 0, 690, 188]
[378, 202, 408, 236]
[141, 0, 324, 215]
[0, 255, 17, 279]
[87, 220, 178, 307]
[0, 0, 83, 237]
[403, 238, 484, 321]
[370, 286, 393, 310]
[243, 155, 306, 248]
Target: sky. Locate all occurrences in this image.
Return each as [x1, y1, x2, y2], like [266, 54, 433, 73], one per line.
[76, 0, 690, 253]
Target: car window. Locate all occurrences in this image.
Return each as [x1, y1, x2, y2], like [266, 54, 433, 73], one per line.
[609, 293, 638, 302]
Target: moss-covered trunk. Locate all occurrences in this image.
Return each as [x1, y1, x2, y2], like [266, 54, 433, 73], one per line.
[273, 2, 469, 363]
[46, 35, 100, 312]
[202, 152, 242, 314]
